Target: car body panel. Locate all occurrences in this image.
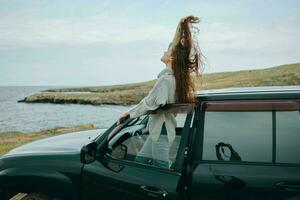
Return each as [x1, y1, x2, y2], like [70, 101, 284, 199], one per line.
[2, 129, 106, 157]
[82, 159, 181, 200]
[189, 94, 300, 200]
[196, 86, 300, 101]
[0, 86, 299, 200]
[0, 129, 106, 199]
[191, 162, 300, 200]
[81, 107, 196, 200]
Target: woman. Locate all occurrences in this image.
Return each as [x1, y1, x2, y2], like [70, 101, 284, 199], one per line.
[117, 15, 203, 167]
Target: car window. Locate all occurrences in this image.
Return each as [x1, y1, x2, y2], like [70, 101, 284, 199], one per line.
[276, 110, 300, 164]
[108, 104, 195, 170]
[203, 111, 272, 162]
[201, 99, 300, 164]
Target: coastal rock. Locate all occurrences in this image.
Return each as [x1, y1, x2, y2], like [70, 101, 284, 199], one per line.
[17, 63, 300, 106]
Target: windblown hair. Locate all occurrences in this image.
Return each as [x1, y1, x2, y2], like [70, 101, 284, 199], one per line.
[171, 16, 204, 104]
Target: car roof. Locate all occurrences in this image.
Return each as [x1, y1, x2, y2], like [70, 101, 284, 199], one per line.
[195, 86, 300, 100]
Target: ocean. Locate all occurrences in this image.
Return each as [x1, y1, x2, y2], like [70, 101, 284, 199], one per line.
[0, 86, 134, 133]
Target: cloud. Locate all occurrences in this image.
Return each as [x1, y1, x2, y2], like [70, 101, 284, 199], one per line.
[1, 0, 299, 86]
[199, 21, 300, 52]
[0, 15, 173, 51]
[192, 19, 300, 72]
[1, 11, 299, 56]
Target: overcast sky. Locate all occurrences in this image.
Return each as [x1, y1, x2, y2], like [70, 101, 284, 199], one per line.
[0, 0, 299, 86]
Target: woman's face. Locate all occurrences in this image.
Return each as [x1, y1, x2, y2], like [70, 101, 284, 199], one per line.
[160, 43, 173, 65]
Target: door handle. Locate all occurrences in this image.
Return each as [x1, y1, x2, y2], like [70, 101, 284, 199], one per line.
[140, 185, 168, 198]
[214, 175, 246, 189]
[275, 182, 300, 191]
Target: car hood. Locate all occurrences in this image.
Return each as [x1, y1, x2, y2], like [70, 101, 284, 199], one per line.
[3, 128, 106, 157]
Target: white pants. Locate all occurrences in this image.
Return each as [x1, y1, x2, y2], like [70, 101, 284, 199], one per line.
[135, 123, 172, 168]
[137, 136, 170, 161]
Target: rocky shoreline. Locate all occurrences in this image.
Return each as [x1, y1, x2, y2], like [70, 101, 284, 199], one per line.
[18, 90, 149, 105]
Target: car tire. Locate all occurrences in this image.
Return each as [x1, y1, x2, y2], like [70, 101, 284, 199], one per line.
[19, 192, 52, 200]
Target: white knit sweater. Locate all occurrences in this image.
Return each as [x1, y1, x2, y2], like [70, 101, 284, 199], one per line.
[127, 67, 177, 144]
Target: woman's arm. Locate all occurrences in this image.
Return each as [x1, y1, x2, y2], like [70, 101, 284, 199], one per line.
[127, 77, 169, 119]
[117, 77, 169, 125]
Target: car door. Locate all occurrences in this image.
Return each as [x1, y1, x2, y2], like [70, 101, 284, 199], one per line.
[189, 99, 300, 200]
[81, 103, 197, 200]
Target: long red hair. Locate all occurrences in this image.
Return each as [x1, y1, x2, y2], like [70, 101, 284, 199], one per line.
[171, 16, 204, 103]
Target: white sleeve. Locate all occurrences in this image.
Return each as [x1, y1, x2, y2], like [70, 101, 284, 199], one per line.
[127, 77, 169, 118]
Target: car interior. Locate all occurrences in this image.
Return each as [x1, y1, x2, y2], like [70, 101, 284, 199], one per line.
[108, 115, 184, 169]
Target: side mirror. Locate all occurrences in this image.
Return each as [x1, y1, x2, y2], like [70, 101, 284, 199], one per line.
[80, 141, 97, 164]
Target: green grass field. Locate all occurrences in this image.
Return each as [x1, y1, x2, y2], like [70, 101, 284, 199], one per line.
[19, 62, 300, 105]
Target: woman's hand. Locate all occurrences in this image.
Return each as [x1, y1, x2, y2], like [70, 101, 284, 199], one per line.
[171, 15, 199, 49]
[117, 111, 130, 125]
[180, 15, 199, 24]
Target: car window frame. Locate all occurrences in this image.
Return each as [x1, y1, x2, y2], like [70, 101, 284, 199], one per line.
[192, 99, 300, 167]
[103, 103, 197, 173]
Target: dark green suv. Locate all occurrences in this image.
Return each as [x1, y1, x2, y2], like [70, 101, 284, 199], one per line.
[1, 86, 300, 200]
